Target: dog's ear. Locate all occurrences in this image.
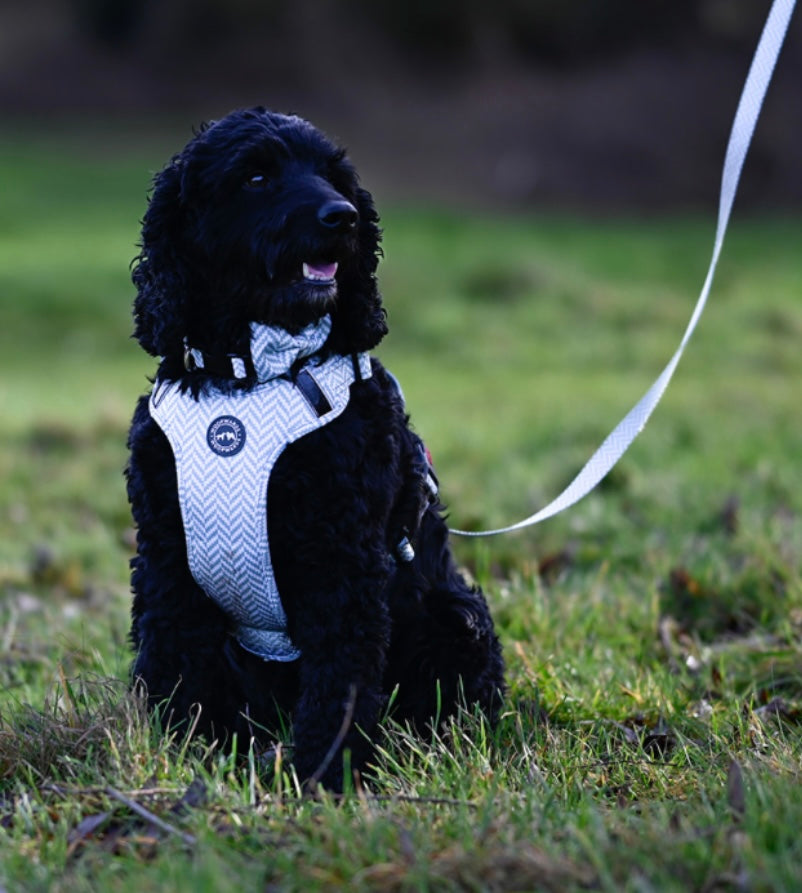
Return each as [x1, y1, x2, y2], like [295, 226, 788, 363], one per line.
[131, 158, 192, 358]
[328, 185, 388, 354]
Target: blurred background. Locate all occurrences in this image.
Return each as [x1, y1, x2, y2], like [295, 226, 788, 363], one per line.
[1, 0, 801, 210]
[0, 1, 800, 583]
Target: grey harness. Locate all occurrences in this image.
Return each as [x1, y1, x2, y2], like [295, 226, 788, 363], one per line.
[149, 318, 371, 661]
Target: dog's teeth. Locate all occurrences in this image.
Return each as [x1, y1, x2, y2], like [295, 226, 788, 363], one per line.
[302, 261, 338, 282]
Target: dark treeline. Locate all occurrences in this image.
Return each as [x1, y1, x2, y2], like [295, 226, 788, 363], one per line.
[70, 0, 772, 66]
[4, 1, 799, 209]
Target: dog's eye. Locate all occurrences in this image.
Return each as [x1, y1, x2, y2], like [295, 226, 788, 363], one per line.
[244, 172, 268, 190]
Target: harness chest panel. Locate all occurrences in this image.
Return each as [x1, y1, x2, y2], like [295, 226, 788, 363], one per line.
[149, 353, 372, 661]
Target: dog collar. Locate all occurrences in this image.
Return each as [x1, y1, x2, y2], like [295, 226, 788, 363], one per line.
[184, 315, 333, 382]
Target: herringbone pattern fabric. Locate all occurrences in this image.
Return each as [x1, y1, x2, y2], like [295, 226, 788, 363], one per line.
[250, 315, 332, 382]
[149, 352, 372, 660]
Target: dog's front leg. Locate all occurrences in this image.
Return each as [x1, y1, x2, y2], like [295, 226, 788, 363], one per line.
[287, 572, 392, 792]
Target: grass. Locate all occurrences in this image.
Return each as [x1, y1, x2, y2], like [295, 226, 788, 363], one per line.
[1, 133, 801, 890]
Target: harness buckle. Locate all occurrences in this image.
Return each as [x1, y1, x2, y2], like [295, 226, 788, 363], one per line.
[184, 344, 197, 372]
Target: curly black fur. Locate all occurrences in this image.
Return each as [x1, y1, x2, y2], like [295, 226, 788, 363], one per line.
[126, 107, 504, 791]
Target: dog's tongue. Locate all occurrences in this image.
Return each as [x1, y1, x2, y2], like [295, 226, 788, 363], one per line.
[303, 261, 338, 282]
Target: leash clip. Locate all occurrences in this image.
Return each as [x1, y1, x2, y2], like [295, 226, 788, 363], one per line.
[396, 534, 415, 563]
[183, 337, 201, 372]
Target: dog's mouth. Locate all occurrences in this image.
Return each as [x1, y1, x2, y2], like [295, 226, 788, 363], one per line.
[301, 260, 338, 285]
[249, 257, 341, 330]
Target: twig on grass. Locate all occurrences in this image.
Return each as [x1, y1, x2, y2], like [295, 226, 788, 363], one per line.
[104, 786, 196, 847]
[42, 781, 477, 812]
[43, 783, 187, 799]
[336, 793, 479, 810]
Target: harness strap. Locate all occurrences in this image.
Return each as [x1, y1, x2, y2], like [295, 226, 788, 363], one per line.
[294, 368, 333, 416]
[183, 340, 255, 380]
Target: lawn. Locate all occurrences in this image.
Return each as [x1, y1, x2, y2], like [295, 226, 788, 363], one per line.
[0, 134, 801, 891]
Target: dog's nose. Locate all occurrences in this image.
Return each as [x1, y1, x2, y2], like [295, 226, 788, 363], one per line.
[318, 200, 358, 233]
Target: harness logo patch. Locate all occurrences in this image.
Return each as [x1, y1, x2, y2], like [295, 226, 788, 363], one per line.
[207, 416, 246, 457]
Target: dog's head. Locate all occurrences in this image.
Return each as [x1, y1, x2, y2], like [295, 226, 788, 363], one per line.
[132, 108, 386, 368]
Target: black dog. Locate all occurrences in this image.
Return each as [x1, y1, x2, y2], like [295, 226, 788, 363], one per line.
[126, 107, 504, 791]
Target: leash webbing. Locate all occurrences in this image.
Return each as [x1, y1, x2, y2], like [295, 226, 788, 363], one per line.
[450, 0, 797, 538]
